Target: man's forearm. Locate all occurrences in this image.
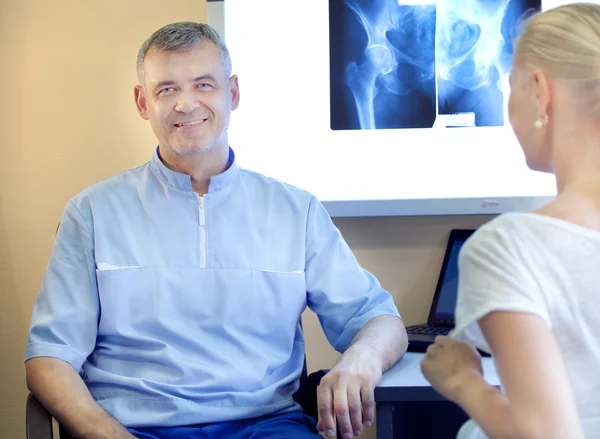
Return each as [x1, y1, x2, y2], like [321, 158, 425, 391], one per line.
[26, 357, 135, 439]
[345, 315, 408, 372]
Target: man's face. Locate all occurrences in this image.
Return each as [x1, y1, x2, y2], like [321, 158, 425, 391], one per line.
[135, 41, 239, 158]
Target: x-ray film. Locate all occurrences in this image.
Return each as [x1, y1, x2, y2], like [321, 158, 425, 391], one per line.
[329, 0, 541, 130]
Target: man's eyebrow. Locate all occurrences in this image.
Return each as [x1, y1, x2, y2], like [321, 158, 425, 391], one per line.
[153, 75, 218, 91]
[193, 74, 217, 82]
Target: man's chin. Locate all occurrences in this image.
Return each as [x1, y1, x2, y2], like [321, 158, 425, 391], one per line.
[178, 144, 214, 156]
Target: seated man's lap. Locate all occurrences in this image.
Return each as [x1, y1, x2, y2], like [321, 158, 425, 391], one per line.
[128, 411, 321, 439]
[240, 411, 321, 439]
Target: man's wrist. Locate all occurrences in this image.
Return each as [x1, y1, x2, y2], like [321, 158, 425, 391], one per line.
[75, 412, 134, 439]
[342, 343, 384, 373]
[79, 429, 134, 439]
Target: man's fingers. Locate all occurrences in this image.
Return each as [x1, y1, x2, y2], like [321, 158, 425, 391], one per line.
[317, 383, 336, 438]
[360, 383, 375, 427]
[317, 362, 382, 438]
[333, 383, 353, 439]
[347, 385, 363, 436]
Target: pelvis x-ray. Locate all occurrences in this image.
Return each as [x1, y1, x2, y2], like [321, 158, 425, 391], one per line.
[329, 0, 541, 130]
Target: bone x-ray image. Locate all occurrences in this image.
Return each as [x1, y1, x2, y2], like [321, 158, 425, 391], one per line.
[329, 0, 541, 130]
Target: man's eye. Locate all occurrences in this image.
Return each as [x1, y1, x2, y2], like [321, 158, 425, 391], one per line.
[160, 87, 174, 94]
[198, 83, 212, 88]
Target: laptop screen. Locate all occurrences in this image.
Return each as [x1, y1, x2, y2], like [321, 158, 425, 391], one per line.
[430, 234, 471, 325]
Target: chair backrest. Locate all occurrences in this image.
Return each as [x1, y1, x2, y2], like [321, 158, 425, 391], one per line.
[26, 393, 52, 439]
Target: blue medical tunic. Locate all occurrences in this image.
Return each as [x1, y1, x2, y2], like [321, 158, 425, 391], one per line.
[25, 148, 401, 427]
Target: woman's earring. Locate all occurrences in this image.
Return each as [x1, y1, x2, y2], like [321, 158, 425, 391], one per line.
[534, 114, 548, 129]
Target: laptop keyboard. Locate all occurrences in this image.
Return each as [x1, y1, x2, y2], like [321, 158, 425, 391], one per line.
[407, 325, 452, 336]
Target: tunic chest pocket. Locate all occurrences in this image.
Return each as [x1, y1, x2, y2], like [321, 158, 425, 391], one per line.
[96, 266, 159, 337]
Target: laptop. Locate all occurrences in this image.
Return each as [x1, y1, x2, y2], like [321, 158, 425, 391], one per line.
[406, 229, 474, 352]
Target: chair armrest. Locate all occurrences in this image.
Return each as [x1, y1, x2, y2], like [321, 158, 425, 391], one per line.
[26, 393, 53, 439]
[295, 369, 329, 421]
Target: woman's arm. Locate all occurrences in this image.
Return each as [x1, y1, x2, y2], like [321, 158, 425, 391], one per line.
[455, 311, 584, 439]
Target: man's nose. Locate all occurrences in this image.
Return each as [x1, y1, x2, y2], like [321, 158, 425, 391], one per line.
[174, 92, 202, 113]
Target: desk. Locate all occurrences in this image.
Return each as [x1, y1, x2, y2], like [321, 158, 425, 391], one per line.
[375, 352, 499, 439]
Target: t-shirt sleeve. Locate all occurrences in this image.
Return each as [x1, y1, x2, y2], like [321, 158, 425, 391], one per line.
[304, 196, 401, 353]
[25, 198, 99, 372]
[452, 223, 552, 354]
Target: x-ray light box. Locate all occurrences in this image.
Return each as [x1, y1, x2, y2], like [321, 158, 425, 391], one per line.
[223, 0, 590, 217]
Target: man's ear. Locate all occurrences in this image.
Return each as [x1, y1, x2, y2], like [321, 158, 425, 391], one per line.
[229, 75, 240, 111]
[532, 69, 551, 120]
[134, 85, 149, 120]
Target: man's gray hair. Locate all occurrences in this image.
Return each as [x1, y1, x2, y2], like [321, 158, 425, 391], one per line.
[136, 22, 232, 85]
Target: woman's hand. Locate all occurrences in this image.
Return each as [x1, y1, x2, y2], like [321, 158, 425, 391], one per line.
[420, 335, 484, 401]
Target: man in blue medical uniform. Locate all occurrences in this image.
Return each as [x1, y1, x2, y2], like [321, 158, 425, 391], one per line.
[25, 22, 408, 439]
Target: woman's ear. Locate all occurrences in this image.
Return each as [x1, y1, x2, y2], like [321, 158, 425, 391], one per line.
[532, 69, 551, 120]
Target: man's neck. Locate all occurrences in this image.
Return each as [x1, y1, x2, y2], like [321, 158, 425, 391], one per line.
[158, 144, 230, 195]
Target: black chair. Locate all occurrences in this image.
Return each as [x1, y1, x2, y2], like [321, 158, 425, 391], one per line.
[26, 359, 338, 439]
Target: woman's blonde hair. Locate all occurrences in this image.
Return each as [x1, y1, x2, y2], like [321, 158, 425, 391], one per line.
[515, 2, 600, 115]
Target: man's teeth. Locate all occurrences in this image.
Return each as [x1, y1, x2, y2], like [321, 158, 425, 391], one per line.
[176, 120, 204, 127]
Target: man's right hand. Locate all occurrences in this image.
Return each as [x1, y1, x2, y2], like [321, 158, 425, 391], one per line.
[26, 357, 136, 439]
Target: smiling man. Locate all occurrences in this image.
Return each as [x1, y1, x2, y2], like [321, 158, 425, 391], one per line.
[24, 23, 408, 439]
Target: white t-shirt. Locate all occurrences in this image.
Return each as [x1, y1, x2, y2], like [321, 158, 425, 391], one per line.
[453, 212, 600, 420]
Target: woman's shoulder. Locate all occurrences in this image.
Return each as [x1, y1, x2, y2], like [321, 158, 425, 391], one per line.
[463, 206, 600, 263]
[462, 213, 537, 253]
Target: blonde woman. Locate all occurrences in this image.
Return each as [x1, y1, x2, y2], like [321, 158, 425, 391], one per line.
[420, 3, 600, 439]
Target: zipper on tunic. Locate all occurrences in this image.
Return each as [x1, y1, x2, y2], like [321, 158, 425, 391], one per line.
[196, 194, 206, 268]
